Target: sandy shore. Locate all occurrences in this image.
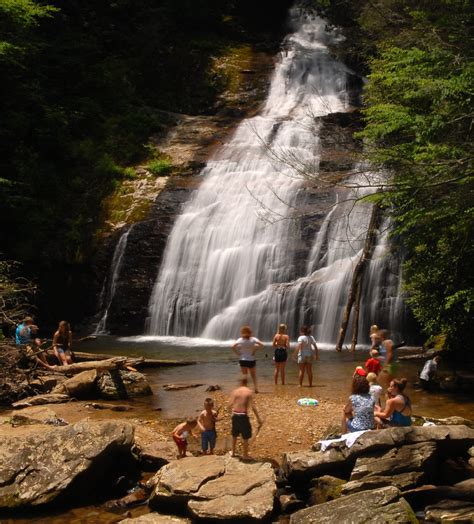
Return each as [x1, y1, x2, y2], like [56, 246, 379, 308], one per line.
[1, 383, 344, 463]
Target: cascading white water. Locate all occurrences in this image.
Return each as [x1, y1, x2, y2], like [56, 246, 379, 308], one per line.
[147, 10, 406, 343]
[95, 226, 132, 334]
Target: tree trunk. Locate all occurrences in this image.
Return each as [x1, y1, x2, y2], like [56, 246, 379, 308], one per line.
[335, 203, 383, 351]
[350, 279, 362, 352]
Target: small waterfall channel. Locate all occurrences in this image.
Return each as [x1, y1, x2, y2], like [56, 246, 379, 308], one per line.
[95, 225, 133, 334]
[146, 10, 408, 343]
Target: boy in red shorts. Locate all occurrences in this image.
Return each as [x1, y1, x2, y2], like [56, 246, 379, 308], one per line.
[171, 418, 198, 459]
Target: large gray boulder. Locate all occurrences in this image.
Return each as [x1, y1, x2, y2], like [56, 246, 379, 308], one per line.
[0, 420, 134, 509]
[97, 370, 152, 399]
[150, 455, 276, 521]
[133, 426, 176, 471]
[290, 486, 417, 523]
[188, 459, 276, 521]
[10, 406, 67, 427]
[349, 442, 436, 483]
[284, 425, 474, 482]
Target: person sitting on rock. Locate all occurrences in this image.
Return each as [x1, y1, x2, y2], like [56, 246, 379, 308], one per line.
[367, 372, 383, 407]
[342, 374, 375, 433]
[375, 378, 412, 428]
[15, 316, 51, 369]
[171, 417, 198, 459]
[52, 320, 73, 365]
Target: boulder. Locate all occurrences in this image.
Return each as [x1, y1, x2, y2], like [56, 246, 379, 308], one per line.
[0, 420, 134, 509]
[134, 426, 176, 471]
[424, 499, 474, 522]
[350, 442, 437, 481]
[342, 471, 424, 495]
[121, 514, 190, 523]
[97, 370, 152, 399]
[150, 455, 226, 505]
[308, 475, 346, 505]
[290, 486, 417, 524]
[52, 369, 98, 398]
[150, 455, 276, 521]
[10, 406, 67, 427]
[285, 426, 474, 482]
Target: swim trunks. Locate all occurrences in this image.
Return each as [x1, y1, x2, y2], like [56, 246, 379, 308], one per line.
[201, 429, 217, 451]
[172, 434, 187, 451]
[231, 413, 252, 439]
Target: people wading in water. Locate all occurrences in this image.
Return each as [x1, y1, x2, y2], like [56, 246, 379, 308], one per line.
[272, 323, 289, 385]
[293, 325, 319, 387]
[232, 326, 263, 393]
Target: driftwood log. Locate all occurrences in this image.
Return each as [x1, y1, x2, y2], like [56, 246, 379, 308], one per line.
[49, 357, 143, 374]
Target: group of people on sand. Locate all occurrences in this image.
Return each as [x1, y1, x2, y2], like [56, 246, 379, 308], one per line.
[172, 375, 260, 460]
[232, 324, 319, 391]
[343, 324, 412, 433]
[15, 317, 74, 368]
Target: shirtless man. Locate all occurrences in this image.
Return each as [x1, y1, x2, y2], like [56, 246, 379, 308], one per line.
[198, 398, 218, 454]
[229, 376, 262, 459]
[379, 329, 397, 387]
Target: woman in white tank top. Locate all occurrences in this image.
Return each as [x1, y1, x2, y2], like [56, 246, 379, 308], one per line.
[232, 325, 264, 392]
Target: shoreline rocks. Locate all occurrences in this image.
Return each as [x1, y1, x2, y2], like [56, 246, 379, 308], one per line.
[0, 420, 135, 509]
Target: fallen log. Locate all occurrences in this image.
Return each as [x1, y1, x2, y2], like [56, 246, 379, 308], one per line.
[12, 393, 72, 409]
[73, 351, 196, 367]
[49, 357, 132, 374]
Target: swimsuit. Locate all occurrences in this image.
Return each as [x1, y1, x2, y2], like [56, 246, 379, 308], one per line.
[15, 323, 32, 345]
[173, 433, 187, 451]
[389, 395, 412, 426]
[231, 412, 252, 439]
[274, 347, 287, 362]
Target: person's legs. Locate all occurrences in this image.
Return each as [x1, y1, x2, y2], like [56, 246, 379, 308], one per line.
[231, 437, 238, 456]
[298, 363, 305, 386]
[281, 362, 286, 385]
[242, 439, 249, 458]
[306, 362, 313, 387]
[249, 365, 258, 393]
[274, 362, 279, 385]
[57, 350, 68, 366]
[209, 430, 216, 454]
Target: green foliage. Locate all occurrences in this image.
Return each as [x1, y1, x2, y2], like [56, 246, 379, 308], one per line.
[353, 0, 473, 353]
[147, 159, 173, 177]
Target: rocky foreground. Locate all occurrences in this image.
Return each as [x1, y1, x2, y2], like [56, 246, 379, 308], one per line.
[1, 413, 473, 522]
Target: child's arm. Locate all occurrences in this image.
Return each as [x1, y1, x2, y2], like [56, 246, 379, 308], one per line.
[231, 341, 240, 356]
[197, 412, 206, 432]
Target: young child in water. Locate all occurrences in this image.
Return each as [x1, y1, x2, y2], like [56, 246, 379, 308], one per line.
[198, 398, 218, 454]
[365, 349, 382, 375]
[171, 417, 198, 459]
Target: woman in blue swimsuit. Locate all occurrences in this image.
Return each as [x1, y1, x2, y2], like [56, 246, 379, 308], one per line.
[375, 378, 412, 428]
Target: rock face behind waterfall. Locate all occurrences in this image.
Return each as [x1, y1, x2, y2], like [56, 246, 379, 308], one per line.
[0, 420, 135, 509]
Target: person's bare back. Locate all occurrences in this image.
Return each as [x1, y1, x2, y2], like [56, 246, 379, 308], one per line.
[230, 385, 253, 413]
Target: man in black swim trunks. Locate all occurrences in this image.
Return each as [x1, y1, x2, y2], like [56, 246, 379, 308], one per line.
[229, 376, 262, 459]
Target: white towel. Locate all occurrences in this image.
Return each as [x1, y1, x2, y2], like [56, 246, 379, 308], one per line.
[318, 430, 367, 452]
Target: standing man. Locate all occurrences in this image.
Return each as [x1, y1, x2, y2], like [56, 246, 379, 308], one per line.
[419, 354, 442, 391]
[229, 376, 262, 459]
[15, 317, 51, 369]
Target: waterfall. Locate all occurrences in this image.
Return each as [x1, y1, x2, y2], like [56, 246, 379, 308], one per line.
[147, 10, 407, 343]
[95, 226, 133, 334]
